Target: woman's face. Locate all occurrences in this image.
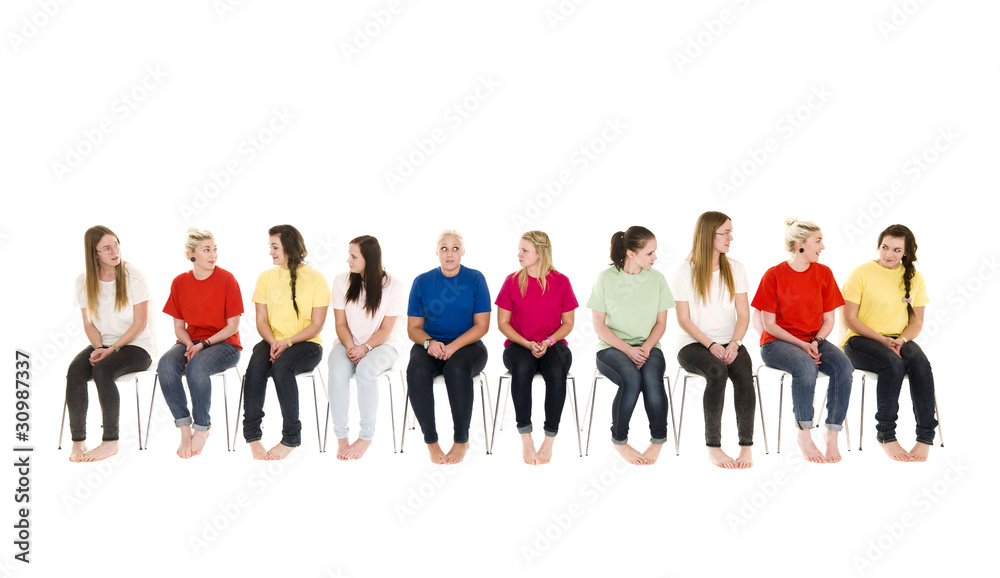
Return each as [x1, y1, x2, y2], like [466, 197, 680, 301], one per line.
[628, 238, 658, 270]
[188, 239, 217, 271]
[714, 219, 733, 254]
[878, 235, 906, 269]
[347, 243, 365, 274]
[269, 235, 287, 268]
[798, 231, 825, 263]
[437, 235, 464, 273]
[94, 234, 121, 269]
[517, 239, 539, 271]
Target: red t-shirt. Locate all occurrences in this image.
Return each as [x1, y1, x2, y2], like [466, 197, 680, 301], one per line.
[494, 270, 578, 347]
[751, 262, 844, 346]
[163, 267, 244, 350]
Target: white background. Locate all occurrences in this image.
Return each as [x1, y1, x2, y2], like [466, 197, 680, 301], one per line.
[2, 1, 998, 576]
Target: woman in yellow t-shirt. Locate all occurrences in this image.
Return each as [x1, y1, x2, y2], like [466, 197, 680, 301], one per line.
[842, 224, 936, 462]
[241, 225, 330, 460]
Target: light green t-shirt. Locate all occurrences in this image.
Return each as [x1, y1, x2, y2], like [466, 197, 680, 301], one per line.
[586, 266, 675, 351]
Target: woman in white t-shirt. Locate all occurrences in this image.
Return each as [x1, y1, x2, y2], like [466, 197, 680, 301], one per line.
[66, 226, 154, 462]
[327, 235, 405, 460]
[673, 212, 755, 469]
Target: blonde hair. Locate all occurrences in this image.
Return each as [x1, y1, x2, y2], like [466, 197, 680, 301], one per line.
[83, 225, 128, 319]
[517, 230, 555, 296]
[436, 229, 465, 252]
[184, 227, 214, 257]
[783, 218, 821, 253]
[688, 211, 735, 304]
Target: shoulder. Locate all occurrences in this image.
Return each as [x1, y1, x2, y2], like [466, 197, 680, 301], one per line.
[674, 260, 694, 275]
[213, 266, 237, 281]
[462, 265, 487, 281]
[647, 267, 667, 282]
[123, 262, 145, 279]
[727, 258, 745, 274]
[813, 263, 836, 279]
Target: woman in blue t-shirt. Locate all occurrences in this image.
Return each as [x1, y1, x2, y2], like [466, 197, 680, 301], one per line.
[406, 230, 491, 464]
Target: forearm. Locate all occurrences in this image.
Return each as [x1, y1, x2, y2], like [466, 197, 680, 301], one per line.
[287, 322, 322, 345]
[762, 319, 808, 348]
[642, 318, 666, 350]
[899, 320, 922, 342]
[678, 317, 713, 348]
[205, 318, 240, 346]
[365, 324, 394, 348]
[112, 321, 146, 349]
[815, 316, 835, 341]
[448, 322, 488, 350]
[549, 320, 573, 343]
[256, 318, 277, 345]
[731, 316, 749, 343]
[83, 324, 103, 349]
[174, 327, 195, 347]
[498, 320, 531, 348]
[335, 322, 355, 348]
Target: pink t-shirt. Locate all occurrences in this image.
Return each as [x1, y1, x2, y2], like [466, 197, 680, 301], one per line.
[331, 272, 406, 355]
[494, 270, 578, 347]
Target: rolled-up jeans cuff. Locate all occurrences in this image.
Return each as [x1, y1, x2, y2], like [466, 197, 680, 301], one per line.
[517, 425, 533, 435]
[611, 436, 628, 446]
[825, 423, 843, 432]
[795, 420, 813, 430]
[191, 423, 211, 432]
[543, 429, 557, 438]
[650, 437, 667, 445]
[174, 417, 193, 428]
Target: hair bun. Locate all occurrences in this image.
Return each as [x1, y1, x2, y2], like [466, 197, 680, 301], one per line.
[187, 226, 201, 235]
[784, 217, 798, 227]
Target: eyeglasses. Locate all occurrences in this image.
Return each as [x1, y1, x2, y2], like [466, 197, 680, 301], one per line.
[715, 232, 734, 239]
[96, 241, 120, 254]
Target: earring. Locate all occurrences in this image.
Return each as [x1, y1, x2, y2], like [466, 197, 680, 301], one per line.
[799, 248, 804, 253]
[190, 257, 196, 262]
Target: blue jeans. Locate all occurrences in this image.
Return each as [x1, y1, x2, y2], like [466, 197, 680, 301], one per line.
[242, 339, 323, 447]
[843, 336, 937, 444]
[502, 342, 572, 436]
[157, 341, 240, 430]
[595, 346, 668, 445]
[760, 339, 853, 430]
[406, 341, 488, 444]
[327, 341, 398, 440]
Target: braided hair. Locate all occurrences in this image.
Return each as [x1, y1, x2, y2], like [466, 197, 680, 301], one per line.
[878, 224, 918, 320]
[269, 225, 308, 318]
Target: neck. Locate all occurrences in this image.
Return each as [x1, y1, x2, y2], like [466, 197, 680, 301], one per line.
[98, 264, 116, 280]
[787, 255, 810, 272]
[441, 265, 459, 278]
[193, 265, 214, 280]
[623, 260, 642, 275]
[527, 264, 540, 278]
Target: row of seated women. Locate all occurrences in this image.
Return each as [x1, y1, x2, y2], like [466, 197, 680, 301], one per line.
[66, 214, 936, 469]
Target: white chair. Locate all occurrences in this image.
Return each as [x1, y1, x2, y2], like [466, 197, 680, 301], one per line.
[399, 372, 492, 455]
[489, 371, 582, 456]
[852, 369, 944, 451]
[754, 365, 851, 454]
[583, 368, 677, 456]
[672, 366, 770, 456]
[321, 367, 407, 454]
[143, 366, 240, 451]
[232, 366, 326, 452]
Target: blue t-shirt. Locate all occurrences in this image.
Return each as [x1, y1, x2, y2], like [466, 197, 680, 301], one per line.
[407, 265, 492, 342]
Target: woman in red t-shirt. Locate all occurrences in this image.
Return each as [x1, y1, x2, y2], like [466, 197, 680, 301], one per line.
[751, 218, 853, 464]
[157, 228, 244, 458]
[495, 231, 578, 465]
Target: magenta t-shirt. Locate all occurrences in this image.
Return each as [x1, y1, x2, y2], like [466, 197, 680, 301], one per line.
[494, 270, 578, 347]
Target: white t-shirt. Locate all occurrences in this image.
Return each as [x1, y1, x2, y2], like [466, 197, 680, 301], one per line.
[331, 272, 406, 355]
[671, 259, 749, 353]
[74, 262, 155, 357]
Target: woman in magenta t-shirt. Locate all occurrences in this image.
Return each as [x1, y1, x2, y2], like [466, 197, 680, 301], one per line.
[495, 231, 578, 465]
[751, 218, 852, 464]
[157, 228, 243, 458]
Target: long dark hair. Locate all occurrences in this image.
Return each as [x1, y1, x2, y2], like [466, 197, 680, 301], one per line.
[346, 235, 387, 317]
[269, 224, 308, 318]
[610, 226, 655, 271]
[878, 224, 919, 320]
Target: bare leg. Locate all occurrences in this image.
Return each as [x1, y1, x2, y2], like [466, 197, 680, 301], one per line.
[426, 442, 447, 464]
[797, 430, 826, 463]
[82, 441, 119, 462]
[190, 430, 210, 457]
[520, 433, 539, 465]
[266, 442, 295, 460]
[707, 447, 735, 469]
[734, 446, 753, 469]
[536, 436, 554, 465]
[642, 443, 663, 465]
[880, 440, 911, 462]
[613, 443, 647, 465]
[177, 426, 193, 459]
[69, 441, 88, 462]
[336, 437, 350, 461]
[823, 429, 842, 463]
[909, 441, 930, 462]
[345, 438, 372, 460]
[248, 440, 269, 460]
[444, 442, 469, 464]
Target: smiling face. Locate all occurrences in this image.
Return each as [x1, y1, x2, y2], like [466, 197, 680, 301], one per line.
[188, 238, 217, 272]
[437, 235, 464, 275]
[269, 235, 287, 268]
[798, 230, 825, 263]
[95, 234, 121, 270]
[878, 235, 906, 269]
[517, 238, 539, 271]
[347, 243, 365, 274]
[714, 219, 733, 255]
[627, 237, 657, 270]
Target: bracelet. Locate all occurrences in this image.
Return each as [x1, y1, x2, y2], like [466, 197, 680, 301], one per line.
[364, 343, 372, 352]
[200, 339, 211, 348]
[709, 341, 720, 350]
[547, 336, 556, 347]
[285, 338, 293, 348]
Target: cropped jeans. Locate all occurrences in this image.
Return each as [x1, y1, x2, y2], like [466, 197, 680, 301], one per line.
[327, 341, 398, 441]
[677, 342, 755, 447]
[843, 336, 937, 445]
[157, 341, 241, 431]
[760, 339, 853, 430]
[65, 345, 152, 442]
[242, 339, 323, 447]
[406, 340, 488, 445]
[595, 346, 668, 445]
[502, 342, 572, 436]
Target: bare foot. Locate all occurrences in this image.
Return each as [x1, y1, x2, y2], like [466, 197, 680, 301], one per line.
[880, 440, 911, 462]
[613, 443, 647, 465]
[823, 429, 842, 463]
[734, 446, 753, 469]
[346, 439, 372, 460]
[248, 440, 269, 460]
[82, 441, 119, 462]
[336, 438, 351, 461]
[444, 442, 469, 464]
[521, 433, 539, 465]
[909, 441, 930, 462]
[536, 436, 554, 465]
[191, 430, 210, 456]
[266, 442, 295, 460]
[708, 447, 735, 469]
[642, 443, 663, 465]
[177, 426, 193, 459]
[69, 441, 88, 462]
[426, 442, 447, 464]
[797, 430, 826, 463]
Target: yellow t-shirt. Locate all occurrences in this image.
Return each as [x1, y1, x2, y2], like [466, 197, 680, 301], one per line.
[841, 260, 929, 345]
[252, 264, 330, 345]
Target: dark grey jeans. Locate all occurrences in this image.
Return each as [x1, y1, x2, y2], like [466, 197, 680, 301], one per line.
[677, 342, 755, 447]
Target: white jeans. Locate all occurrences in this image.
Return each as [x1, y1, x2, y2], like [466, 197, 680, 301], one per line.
[327, 341, 397, 440]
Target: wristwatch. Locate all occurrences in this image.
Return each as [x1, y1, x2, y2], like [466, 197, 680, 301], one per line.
[731, 339, 742, 347]
[200, 339, 212, 348]
[811, 336, 825, 345]
[423, 338, 431, 350]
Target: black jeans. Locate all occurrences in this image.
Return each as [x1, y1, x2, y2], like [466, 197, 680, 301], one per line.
[502, 342, 571, 436]
[65, 345, 152, 442]
[406, 341, 488, 444]
[242, 340, 323, 447]
[677, 343, 755, 447]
